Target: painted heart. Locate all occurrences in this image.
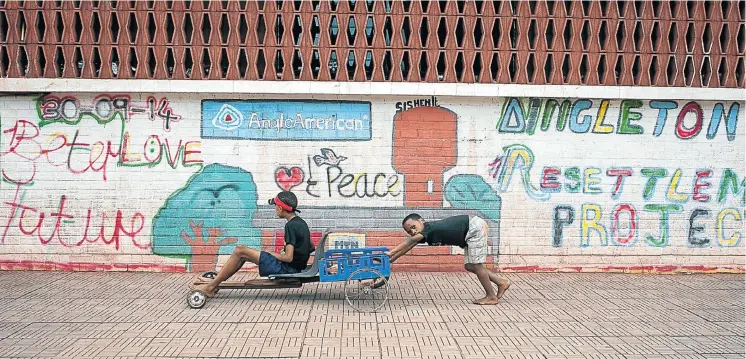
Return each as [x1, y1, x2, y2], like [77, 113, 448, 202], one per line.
[275, 166, 304, 191]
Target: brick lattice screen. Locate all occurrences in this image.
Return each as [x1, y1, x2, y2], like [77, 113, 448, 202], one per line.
[0, 0, 743, 87]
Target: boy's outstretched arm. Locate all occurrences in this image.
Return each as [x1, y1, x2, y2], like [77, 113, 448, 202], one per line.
[387, 234, 423, 263]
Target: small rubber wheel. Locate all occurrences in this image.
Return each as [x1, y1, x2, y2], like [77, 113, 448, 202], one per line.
[344, 268, 389, 313]
[202, 271, 217, 279]
[187, 290, 207, 309]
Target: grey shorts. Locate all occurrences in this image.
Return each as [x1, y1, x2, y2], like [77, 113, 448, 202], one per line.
[464, 216, 489, 264]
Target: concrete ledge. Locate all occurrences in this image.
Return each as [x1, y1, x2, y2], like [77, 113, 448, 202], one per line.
[1, 78, 743, 100]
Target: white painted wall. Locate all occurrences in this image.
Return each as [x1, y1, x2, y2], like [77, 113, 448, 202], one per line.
[0, 90, 743, 273]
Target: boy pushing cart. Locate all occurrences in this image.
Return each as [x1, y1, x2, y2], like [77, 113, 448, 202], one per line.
[387, 213, 511, 305]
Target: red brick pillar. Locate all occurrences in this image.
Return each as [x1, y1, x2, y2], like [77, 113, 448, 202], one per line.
[392, 106, 458, 207]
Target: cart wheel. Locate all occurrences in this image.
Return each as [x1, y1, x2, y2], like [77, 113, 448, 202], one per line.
[371, 276, 389, 289]
[344, 268, 389, 313]
[202, 271, 217, 279]
[187, 290, 207, 309]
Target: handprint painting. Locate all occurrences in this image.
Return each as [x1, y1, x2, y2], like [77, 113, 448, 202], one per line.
[151, 164, 261, 272]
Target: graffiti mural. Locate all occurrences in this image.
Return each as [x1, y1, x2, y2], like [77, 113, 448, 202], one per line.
[0, 93, 743, 273]
[0, 94, 200, 270]
[1, 182, 148, 250]
[38, 94, 182, 130]
[276, 147, 403, 200]
[497, 97, 740, 141]
[151, 164, 261, 272]
[1, 94, 201, 185]
[487, 143, 744, 249]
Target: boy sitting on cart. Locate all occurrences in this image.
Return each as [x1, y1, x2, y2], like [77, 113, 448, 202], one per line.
[193, 190, 313, 297]
[387, 213, 511, 305]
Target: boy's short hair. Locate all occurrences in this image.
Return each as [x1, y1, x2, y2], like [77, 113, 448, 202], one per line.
[402, 213, 422, 226]
[269, 190, 301, 213]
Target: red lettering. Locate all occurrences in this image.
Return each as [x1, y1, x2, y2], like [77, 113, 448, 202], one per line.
[66, 130, 91, 175]
[44, 133, 69, 167]
[2, 185, 146, 250]
[44, 195, 74, 247]
[143, 135, 162, 163]
[606, 168, 633, 199]
[2, 105, 191, 183]
[612, 204, 637, 245]
[1, 162, 36, 185]
[541, 167, 561, 190]
[120, 211, 148, 249]
[17, 205, 43, 237]
[82, 210, 105, 246]
[675, 102, 703, 139]
[88, 142, 108, 173]
[1, 184, 22, 243]
[1, 120, 42, 184]
[3, 120, 41, 160]
[86, 141, 119, 181]
[82, 209, 147, 251]
[163, 139, 182, 167]
[693, 170, 713, 202]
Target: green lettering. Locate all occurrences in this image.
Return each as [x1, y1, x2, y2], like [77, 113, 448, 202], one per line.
[644, 204, 683, 247]
[540, 99, 558, 132]
[525, 98, 543, 135]
[641, 168, 667, 200]
[718, 169, 746, 206]
[564, 167, 580, 193]
[617, 99, 644, 135]
[557, 100, 571, 131]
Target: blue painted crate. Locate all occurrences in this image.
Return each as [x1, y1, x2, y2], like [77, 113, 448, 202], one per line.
[319, 247, 391, 282]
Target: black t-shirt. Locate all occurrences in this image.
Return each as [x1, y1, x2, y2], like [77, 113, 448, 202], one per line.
[284, 216, 312, 271]
[418, 215, 470, 248]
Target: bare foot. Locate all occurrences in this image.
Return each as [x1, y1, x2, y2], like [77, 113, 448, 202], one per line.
[193, 276, 210, 285]
[473, 296, 500, 305]
[192, 282, 218, 297]
[496, 278, 511, 299]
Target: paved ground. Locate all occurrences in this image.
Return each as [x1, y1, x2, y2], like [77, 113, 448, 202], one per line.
[0, 271, 743, 359]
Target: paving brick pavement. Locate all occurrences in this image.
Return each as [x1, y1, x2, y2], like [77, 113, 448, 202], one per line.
[0, 271, 743, 359]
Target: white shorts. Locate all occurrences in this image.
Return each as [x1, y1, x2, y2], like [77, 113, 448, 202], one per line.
[464, 216, 489, 264]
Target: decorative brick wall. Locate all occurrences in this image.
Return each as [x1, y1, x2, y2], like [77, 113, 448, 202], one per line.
[1, 92, 743, 273]
[0, 0, 744, 87]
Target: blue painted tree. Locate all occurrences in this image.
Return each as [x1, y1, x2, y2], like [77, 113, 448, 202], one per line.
[444, 174, 502, 221]
[152, 164, 261, 271]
